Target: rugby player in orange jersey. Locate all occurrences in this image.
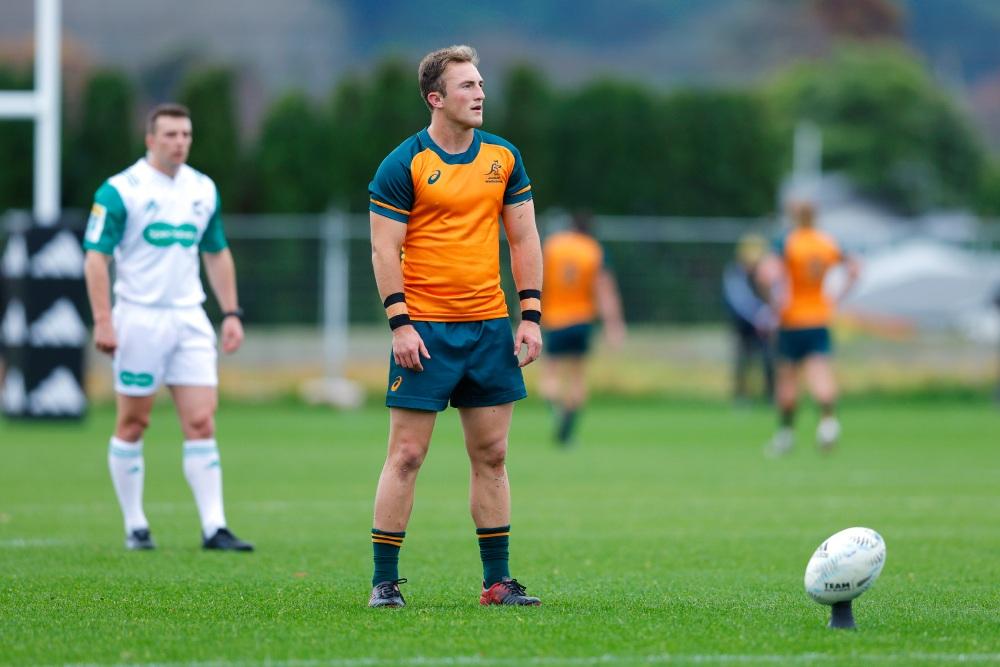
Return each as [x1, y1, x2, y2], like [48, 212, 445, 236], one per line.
[538, 210, 625, 446]
[366, 45, 543, 608]
[757, 199, 860, 457]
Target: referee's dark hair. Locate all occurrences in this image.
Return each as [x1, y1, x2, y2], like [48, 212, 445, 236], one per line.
[146, 103, 191, 135]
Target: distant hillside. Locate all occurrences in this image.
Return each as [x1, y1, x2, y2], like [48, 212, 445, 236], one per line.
[3, 0, 1000, 144]
[4, 0, 1000, 91]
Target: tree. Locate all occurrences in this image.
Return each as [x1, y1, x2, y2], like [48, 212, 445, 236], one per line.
[327, 74, 369, 212]
[0, 67, 34, 211]
[66, 69, 136, 208]
[658, 90, 781, 216]
[496, 65, 556, 211]
[327, 59, 427, 214]
[975, 159, 1000, 219]
[178, 67, 243, 209]
[768, 45, 985, 213]
[552, 79, 661, 214]
[361, 57, 427, 185]
[256, 92, 332, 213]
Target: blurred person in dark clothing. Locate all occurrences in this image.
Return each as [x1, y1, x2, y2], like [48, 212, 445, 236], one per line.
[722, 233, 776, 404]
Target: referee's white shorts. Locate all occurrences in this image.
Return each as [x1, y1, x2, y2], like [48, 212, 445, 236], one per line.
[112, 301, 218, 396]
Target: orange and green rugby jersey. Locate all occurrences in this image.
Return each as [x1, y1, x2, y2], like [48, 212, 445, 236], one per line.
[542, 230, 605, 329]
[369, 128, 532, 322]
[775, 226, 844, 329]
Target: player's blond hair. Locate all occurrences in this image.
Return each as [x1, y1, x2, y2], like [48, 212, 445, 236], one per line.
[418, 45, 479, 111]
[146, 103, 190, 135]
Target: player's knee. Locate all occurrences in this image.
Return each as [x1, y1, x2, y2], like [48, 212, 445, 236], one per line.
[474, 439, 508, 470]
[184, 413, 215, 439]
[116, 412, 150, 441]
[390, 442, 427, 474]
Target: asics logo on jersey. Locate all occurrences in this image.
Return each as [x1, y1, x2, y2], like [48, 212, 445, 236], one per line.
[119, 371, 154, 388]
[390, 376, 403, 391]
[428, 170, 441, 185]
[484, 160, 504, 184]
[142, 222, 198, 247]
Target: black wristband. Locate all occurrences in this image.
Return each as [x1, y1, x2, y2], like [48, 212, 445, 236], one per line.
[383, 292, 406, 308]
[518, 289, 541, 301]
[388, 314, 412, 330]
[521, 309, 541, 324]
[222, 308, 244, 322]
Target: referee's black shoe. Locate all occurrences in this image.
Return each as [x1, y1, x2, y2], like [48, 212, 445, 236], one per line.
[126, 528, 155, 550]
[202, 527, 254, 552]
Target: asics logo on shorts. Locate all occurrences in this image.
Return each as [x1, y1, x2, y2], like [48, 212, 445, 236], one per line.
[390, 376, 403, 391]
[143, 222, 198, 247]
[119, 371, 154, 388]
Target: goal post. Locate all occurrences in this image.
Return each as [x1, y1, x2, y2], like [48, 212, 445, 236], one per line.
[0, 0, 61, 225]
[1, 0, 87, 421]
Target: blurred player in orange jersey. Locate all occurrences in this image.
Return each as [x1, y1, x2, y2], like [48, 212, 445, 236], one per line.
[538, 211, 626, 446]
[757, 199, 860, 456]
[366, 45, 543, 608]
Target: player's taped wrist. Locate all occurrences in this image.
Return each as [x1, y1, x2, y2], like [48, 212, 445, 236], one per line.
[389, 314, 412, 330]
[521, 309, 541, 324]
[383, 292, 405, 308]
[518, 289, 541, 324]
[383, 292, 411, 330]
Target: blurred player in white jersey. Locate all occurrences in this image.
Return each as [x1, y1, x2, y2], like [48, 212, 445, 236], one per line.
[82, 103, 253, 551]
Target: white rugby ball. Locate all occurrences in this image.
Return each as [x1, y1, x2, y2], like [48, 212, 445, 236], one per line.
[804, 527, 886, 604]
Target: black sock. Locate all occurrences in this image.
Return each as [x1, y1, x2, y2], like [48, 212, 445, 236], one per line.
[557, 409, 578, 444]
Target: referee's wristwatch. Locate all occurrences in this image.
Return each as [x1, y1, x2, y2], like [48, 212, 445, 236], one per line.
[222, 308, 244, 323]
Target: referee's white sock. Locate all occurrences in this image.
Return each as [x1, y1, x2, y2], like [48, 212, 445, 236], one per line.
[108, 437, 148, 533]
[183, 438, 227, 538]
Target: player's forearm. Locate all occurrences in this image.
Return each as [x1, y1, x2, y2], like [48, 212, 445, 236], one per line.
[83, 251, 113, 324]
[203, 249, 240, 312]
[836, 258, 861, 303]
[596, 272, 624, 326]
[508, 236, 542, 293]
[371, 244, 406, 300]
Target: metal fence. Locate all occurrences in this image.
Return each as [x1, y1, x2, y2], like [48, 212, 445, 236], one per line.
[5, 210, 1000, 331]
[221, 212, 780, 328]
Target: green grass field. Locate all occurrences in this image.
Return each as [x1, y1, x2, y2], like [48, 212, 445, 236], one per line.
[2, 397, 999, 666]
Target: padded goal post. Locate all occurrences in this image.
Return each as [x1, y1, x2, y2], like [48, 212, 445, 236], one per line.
[1, 0, 88, 420]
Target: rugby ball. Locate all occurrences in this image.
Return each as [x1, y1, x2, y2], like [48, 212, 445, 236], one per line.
[804, 527, 886, 604]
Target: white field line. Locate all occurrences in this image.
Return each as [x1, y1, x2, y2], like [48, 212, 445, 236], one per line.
[0, 537, 69, 548]
[57, 652, 1000, 667]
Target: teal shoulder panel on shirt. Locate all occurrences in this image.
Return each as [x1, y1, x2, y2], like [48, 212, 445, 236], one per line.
[369, 133, 424, 223]
[83, 181, 127, 254]
[479, 130, 532, 205]
[199, 188, 228, 252]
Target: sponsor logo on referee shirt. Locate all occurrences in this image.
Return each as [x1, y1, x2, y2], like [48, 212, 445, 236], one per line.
[143, 222, 199, 247]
